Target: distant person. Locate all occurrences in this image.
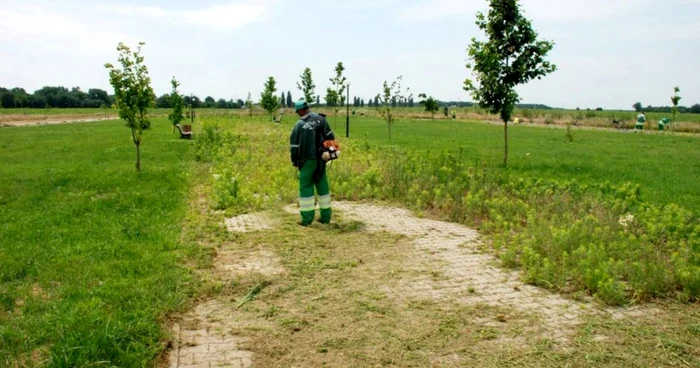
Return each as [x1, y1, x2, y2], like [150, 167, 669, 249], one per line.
[289, 99, 336, 226]
[444, 106, 449, 118]
[452, 110, 457, 119]
[636, 112, 646, 132]
[514, 117, 521, 125]
[658, 117, 670, 131]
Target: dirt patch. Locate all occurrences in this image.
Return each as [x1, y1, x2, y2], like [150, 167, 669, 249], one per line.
[216, 248, 285, 279]
[0, 115, 116, 127]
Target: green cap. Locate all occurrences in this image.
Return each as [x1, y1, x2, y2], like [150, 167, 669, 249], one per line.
[294, 99, 309, 111]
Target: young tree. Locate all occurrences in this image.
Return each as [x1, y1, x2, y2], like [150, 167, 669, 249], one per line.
[329, 62, 347, 125]
[419, 93, 440, 119]
[168, 77, 185, 130]
[260, 76, 280, 120]
[245, 92, 253, 117]
[376, 76, 410, 142]
[105, 42, 156, 171]
[286, 91, 293, 108]
[297, 67, 316, 104]
[464, 0, 556, 166]
[670, 86, 681, 132]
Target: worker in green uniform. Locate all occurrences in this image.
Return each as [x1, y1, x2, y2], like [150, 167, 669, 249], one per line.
[290, 99, 335, 226]
[636, 112, 646, 132]
[658, 117, 670, 131]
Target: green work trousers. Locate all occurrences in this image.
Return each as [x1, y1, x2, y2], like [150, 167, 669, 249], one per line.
[298, 160, 331, 225]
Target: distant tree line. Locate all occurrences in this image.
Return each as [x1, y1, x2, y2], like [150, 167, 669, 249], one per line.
[0, 86, 113, 108]
[0, 85, 246, 110]
[155, 94, 244, 109]
[633, 101, 700, 114]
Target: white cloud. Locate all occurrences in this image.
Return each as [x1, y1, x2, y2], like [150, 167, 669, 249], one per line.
[398, 0, 652, 22]
[300, 0, 401, 10]
[111, 1, 269, 32]
[0, 2, 133, 55]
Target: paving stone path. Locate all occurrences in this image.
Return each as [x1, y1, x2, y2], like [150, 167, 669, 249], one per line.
[166, 202, 654, 367]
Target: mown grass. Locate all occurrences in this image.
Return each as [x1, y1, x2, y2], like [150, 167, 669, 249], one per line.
[0, 119, 203, 366]
[346, 117, 700, 212]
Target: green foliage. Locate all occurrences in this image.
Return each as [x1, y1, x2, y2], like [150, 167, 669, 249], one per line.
[324, 88, 339, 108]
[104, 42, 156, 171]
[376, 76, 410, 141]
[168, 77, 185, 127]
[418, 93, 440, 119]
[464, 0, 556, 165]
[0, 119, 201, 366]
[633, 102, 643, 112]
[671, 86, 682, 131]
[297, 67, 316, 104]
[329, 62, 347, 119]
[260, 77, 280, 119]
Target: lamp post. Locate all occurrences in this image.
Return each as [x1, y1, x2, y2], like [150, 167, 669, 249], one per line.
[346, 84, 350, 138]
[190, 94, 195, 124]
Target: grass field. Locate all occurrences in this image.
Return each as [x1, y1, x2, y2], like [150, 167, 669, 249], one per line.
[335, 117, 700, 212]
[0, 119, 203, 366]
[1, 114, 698, 366]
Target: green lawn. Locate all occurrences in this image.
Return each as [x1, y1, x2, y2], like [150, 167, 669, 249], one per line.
[343, 118, 700, 212]
[0, 119, 201, 366]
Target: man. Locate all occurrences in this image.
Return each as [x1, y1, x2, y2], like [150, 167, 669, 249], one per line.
[658, 117, 670, 131]
[290, 99, 335, 226]
[636, 112, 646, 132]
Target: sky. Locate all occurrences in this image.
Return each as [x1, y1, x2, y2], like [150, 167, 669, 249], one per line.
[1, 0, 699, 110]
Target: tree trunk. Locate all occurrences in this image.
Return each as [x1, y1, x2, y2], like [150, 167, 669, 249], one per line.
[503, 121, 508, 167]
[135, 141, 141, 171]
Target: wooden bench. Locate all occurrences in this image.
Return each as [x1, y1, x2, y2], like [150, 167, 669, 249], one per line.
[175, 124, 193, 139]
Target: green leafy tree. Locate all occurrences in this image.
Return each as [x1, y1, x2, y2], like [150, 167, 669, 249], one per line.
[325, 88, 339, 108]
[464, 0, 556, 166]
[260, 77, 280, 120]
[633, 102, 643, 112]
[670, 86, 681, 132]
[286, 91, 293, 108]
[376, 76, 410, 142]
[245, 92, 253, 117]
[280, 92, 286, 109]
[329, 62, 347, 125]
[297, 67, 316, 105]
[204, 96, 215, 108]
[168, 77, 185, 130]
[104, 42, 156, 171]
[419, 93, 440, 119]
[316, 95, 320, 105]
